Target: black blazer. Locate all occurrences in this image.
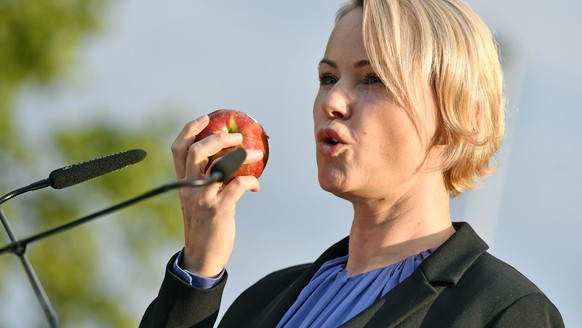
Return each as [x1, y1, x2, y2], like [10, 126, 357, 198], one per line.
[140, 222, 564, 327]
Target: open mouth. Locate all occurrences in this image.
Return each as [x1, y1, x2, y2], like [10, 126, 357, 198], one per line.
[326, 138, 340, 145]
[316, 128, 346, 156]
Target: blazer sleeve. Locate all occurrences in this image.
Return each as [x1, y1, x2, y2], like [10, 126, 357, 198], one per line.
[489, 293, 565, 328]
[139, 253, 228, 328]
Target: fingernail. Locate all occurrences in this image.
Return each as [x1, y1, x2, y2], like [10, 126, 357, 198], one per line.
[195, 115, 209, 123]
[230, 133, 244, 142]
[247, 149, 263, 160]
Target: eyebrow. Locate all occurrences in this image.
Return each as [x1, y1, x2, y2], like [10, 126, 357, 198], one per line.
[318, 58, 371, 69]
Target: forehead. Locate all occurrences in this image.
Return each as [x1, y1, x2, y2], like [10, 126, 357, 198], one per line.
[324, 8, 368, 62]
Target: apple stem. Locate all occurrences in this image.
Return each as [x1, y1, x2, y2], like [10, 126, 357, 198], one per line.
[228, 115, 238, 133]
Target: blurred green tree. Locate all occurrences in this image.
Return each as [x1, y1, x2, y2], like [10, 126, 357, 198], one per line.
[1, 0, 105, 162]
[0, 1, 183, 326]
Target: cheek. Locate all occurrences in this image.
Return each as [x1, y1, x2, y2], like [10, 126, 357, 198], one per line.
[312, 94, 322, 125]
[365, 115, 424, 164]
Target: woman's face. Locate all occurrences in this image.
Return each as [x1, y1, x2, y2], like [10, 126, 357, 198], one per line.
[313, 8, 439, 204]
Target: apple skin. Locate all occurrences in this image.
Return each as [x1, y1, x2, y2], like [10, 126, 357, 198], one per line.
[195, 109, 269, 179]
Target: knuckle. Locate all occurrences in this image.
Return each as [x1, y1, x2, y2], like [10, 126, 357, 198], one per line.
[188, 142, 203, 156]
[183, 120, 197, 132]
[228, 176, 252, 190]
[229, 176, 244, 186]
[213, 133, 225, 143]
[171, 141, 181, 155]
[195, 198, 220, 217]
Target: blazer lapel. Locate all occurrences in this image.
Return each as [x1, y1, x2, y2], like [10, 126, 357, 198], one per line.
[342, 222, 488, 327]
[341, 269, 441, 328]
[255, 237, 351, 327]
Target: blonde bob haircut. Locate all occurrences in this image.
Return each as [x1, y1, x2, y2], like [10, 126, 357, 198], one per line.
[337, 0, 505, 197]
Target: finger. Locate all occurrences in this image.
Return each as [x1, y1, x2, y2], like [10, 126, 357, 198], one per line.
[184, 132, 243, 180]
[213, 149, 263, 186]
[172, 115, 209, 179]
[243, 149, 264, 165]
[203, 148, 264, 180]
[218, 176, 260, 206]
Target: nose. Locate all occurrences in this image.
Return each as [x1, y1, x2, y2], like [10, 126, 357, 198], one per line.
[318, 84, 352, 120]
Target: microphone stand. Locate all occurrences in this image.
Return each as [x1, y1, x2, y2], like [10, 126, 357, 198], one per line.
[0, 173, 222, 256]
[0, 146, 246, 327]
[0, 172, 222, 327]
[0, 208, 58, 328]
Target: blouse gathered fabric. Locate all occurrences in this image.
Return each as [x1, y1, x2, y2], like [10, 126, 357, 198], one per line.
[276, 249, 434, 328]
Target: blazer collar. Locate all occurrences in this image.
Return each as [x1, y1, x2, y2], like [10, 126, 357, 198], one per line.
[343, 222, 489, 327]
[421, 222, 489, 285]
[258, 222, 488, 327]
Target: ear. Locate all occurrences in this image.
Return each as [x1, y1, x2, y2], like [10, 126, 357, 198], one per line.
[423, 125, 448, 172]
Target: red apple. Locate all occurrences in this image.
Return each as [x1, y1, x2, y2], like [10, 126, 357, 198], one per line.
[195, 109, 269, 179]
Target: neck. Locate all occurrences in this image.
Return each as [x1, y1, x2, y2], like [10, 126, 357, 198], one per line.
[345, 175, 454, 276]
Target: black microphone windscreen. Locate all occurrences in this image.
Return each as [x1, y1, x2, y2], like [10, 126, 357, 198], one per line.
[210, 148, 246, 182]
[48, 149, 147, 189]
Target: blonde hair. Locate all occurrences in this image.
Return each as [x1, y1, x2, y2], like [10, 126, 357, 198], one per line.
[337, 0, 505, 197]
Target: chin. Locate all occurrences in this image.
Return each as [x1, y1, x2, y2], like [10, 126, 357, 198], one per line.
[317, 170, 349, 196]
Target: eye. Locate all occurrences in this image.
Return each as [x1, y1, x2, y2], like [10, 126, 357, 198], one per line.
[362, 72, 383, 85]
[319, 73, 338, 86]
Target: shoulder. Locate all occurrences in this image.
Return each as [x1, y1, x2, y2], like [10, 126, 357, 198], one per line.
[427, 246, 551, 307]
[439, 225, 552, 304]
[419, 223, 564, 326]
[425, 222, 546, 296]
[432, 245, 563, 326]
[462, 252, 564, 326]
[460, 251, 546, 300]
[481, 252, 540, 285]
[488, 292, 565, 327]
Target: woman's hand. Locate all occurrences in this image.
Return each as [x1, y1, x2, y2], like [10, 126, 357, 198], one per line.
[171, 115, 263, 278]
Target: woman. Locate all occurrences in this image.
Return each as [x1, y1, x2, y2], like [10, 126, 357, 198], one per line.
[141, 0, 564, 327]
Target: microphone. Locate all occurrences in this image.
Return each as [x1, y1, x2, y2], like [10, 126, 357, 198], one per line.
[0, 148, 146, 328]
[0, 147, 247, 255]
[0, 148, 244, 328]
[48, 148, 147, 189]
[208, 147, 247, 183]
[0, 149, 147, 205]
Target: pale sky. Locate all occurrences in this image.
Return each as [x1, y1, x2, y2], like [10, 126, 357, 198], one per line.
[8, 0, 582, 326]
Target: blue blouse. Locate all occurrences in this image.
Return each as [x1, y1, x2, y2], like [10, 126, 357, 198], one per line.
[276, 250, 434, 327]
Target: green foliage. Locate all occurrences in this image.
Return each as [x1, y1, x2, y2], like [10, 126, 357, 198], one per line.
[22, 120, 183, 326]
[0, 0, 187, 326]
[2, 118, 184, 327]
[0, 0, 104, 84]
[0, 0, 107, 176]
[50, 120, 184, 255]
